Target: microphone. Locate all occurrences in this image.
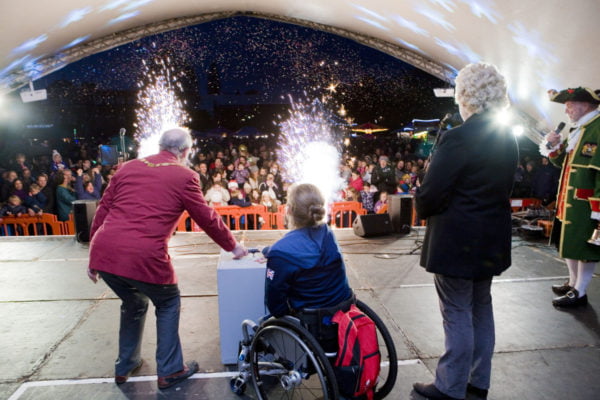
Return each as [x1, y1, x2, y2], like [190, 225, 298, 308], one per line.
[119, 128, 126, 136]
[440, 113, 452, 127]
[546, 122, 566, 149]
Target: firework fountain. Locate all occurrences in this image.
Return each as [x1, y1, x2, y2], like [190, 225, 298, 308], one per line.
[134, 55, 190, 158]
[277, 96, 345, 206]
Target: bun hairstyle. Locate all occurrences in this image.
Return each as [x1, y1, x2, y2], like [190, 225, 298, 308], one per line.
[287, 183, 326, 228]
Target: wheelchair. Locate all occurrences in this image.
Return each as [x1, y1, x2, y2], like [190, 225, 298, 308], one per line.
[230, 299, 397, 399]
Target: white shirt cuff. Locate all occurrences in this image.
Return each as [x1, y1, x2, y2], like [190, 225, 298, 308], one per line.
[591, 211, 600, 220]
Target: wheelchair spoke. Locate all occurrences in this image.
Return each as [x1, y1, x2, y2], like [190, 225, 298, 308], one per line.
[249, 320, 338, 400]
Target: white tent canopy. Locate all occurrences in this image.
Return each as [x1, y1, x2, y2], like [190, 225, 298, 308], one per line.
[1, 0, 598, 135]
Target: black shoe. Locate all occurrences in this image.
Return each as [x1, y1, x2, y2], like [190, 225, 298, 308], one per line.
[552, 289, 588, 307]
[413, 382, 463, 400]
[157, 361, 199, 389]
[115, 359, 143, 384]
[551, 280, 572, 295]
[466, 383, 488, 399]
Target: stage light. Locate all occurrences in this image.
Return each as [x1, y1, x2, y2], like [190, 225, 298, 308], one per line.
[495, 108, 512, 126]
[433, 88, 454, 98]
[512, 125, 524, 136]
[20, 81, 47, 103]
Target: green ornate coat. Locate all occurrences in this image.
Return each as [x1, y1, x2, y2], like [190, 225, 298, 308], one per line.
[549, 112, 600, 261]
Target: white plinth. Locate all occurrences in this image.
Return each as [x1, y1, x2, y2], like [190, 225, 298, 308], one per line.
[217, 249, 267, 364]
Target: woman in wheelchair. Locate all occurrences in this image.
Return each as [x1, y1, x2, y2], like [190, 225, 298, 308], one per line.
[262, 183, 354, 352]
[232, 183, 397, 399]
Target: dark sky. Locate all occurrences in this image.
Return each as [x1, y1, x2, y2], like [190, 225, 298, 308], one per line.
[41, 16, 433, 101]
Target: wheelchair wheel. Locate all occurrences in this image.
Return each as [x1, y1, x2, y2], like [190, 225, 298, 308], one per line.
[356, 299, 398, 399]
[249, 317, 339, 400]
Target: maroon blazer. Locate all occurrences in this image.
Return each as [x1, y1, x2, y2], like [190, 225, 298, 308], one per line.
[89, 151, 237, 284]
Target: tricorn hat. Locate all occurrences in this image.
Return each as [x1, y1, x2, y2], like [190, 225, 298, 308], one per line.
[549, 87, 600, 104]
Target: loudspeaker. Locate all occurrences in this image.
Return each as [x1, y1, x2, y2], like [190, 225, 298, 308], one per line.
[388, 194, 414, 234]
[72, 200, 98, 243]
[353, 214, 392, 237]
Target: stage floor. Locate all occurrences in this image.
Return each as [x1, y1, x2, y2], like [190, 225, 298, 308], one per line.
[0, 229, 598, 400]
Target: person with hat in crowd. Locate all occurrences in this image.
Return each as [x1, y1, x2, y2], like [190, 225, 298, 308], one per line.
[371, 155, 396, 195]
[542, 87, 600, 307]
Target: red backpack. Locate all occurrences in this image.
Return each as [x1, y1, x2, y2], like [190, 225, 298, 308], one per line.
[332, 304, 381, 400]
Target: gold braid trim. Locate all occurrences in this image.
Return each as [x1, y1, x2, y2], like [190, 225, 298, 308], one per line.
[139, 158, 181, 168]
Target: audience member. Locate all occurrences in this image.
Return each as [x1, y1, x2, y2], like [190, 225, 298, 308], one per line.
[258, 173, 282, 202]
[10, 179, 28, 202]
[374, 190, 389, 213]
[55, 169, 77, 222]
[50, 150, 68, 174]
[75, 168, 103, 200]
[36, 174, 55, 214]
[204, 174, 231, 206]
[24, 183, 47, 215]
[360, 181, 375, 213]
[1, 170, 18, 202]
[531, 157, 560, 206]
[1, 195, 30, 217]
[348, 170, 364, 192]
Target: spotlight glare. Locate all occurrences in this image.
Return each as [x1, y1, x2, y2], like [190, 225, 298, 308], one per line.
[512, 125, 525, 136]
[495, 108, 512, 126]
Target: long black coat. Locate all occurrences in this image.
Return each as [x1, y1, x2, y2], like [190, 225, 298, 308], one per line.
[416, 110, 518, 279]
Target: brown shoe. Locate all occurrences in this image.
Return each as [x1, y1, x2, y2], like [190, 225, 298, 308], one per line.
[115, 359, 143, 384]
[157, 361, 199, 390]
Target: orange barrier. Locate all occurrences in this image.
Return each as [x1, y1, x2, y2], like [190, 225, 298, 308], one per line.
[5, 201, 431, 236]
[330, 201, 366, 228]
[215, 205, 273, 230]
[273, 205, 287, 229]
[177, 205, 275, 232]
[510, 198, 541, 212]
[376, 204, 388, 214]
[176, 211, 202, 232]
[0, 213, 67, 236]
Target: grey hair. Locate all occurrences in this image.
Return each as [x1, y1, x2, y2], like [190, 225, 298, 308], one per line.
[158, 128, 193, 158]
[454, 62, 509, 115]
[287, 183, 326, 229]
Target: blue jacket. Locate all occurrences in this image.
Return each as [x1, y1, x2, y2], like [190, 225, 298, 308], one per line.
[263, 224, 352, 317]
[75, 173, 102, 200]
[24, 191, 47, 213]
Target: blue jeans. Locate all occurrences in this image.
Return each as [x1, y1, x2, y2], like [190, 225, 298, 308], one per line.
[99, 271, 184, 377]
[433, 274, 495, 398]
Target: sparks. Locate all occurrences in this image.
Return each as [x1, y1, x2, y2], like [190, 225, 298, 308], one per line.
[325, 82, 338, 93]
[277, 97, 345, 208]
[134, 56, 191, 158]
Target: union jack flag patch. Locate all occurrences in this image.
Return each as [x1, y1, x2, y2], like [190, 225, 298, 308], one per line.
[266, 268, 275, 280]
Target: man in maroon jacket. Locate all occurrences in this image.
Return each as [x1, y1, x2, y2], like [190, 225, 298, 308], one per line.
[87, 128, 247, 389]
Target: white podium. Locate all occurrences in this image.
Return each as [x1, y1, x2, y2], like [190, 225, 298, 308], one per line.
[217, 249, 267, 364]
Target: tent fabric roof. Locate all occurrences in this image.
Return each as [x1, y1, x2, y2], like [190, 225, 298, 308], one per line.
[1, 0, 598, 131]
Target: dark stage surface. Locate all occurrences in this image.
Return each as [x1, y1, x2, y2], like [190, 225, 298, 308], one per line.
[1, 229, 598, 400]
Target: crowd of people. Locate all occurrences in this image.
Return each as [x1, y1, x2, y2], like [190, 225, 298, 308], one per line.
[0, 130, 560, 233]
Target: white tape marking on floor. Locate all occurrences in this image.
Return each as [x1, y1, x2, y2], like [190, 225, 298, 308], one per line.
[8, 360, 421, 400]
[399, 276, 569, 288]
